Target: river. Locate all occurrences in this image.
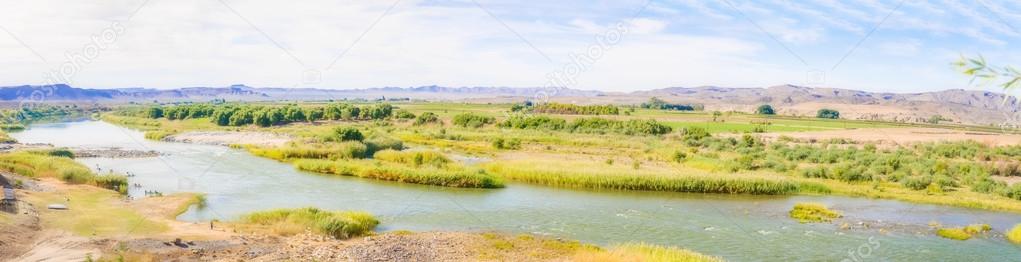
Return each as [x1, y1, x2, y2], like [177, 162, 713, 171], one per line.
[11, 120, 1021, 261]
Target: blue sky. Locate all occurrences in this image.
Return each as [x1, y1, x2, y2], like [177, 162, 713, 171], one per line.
[0, 0, 1019, 93]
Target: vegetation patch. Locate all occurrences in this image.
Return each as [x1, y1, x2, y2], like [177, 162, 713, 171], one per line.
[294, 159, 504, 188]
[1008, 224, 1021, 244]
[527, 102, 619, 115]
[486, 160, 808, 195]
[239, 207, 378, 239]
[788, 203, 841, 223]
[933, 223, 992, 241]
[936, 227, 973, 240]
[574, 243, 723, 262]
[0, 150, 127, 193]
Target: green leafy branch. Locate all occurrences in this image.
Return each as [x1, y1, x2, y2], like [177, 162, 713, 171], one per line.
[955, 54, 1021, 98]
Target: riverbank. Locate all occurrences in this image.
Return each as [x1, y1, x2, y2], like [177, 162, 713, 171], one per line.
[0, 173, 719, 261]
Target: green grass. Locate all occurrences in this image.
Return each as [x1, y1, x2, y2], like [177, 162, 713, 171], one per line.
[25, 186, 167, 236]
[239, 207, 378, 239]
[788, 202, 841, 223]
[1008, 224, 1021, 244]
[294, 158, 504, 188]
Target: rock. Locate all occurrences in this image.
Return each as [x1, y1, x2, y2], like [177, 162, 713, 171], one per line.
[46, 204, 68, 210]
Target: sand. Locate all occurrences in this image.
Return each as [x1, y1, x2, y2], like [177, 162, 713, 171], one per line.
[163, 131, 292, 147]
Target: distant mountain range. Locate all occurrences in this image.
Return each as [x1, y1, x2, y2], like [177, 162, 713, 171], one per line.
[1, 84, 1017, 126]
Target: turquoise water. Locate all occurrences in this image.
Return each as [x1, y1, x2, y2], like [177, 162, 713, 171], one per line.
[12, 120, 1021, 261]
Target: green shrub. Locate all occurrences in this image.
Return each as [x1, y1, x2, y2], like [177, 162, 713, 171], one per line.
[393, 110, 416, 120]
[902, 176, 932, 190]
[492, 138, 521, 150]
[413, 112, 440, 125]
[817, 109, 840, 119]
[755, 105, 775, 115]
[331, 127, 364, 142]
[452, 113, 495, 128]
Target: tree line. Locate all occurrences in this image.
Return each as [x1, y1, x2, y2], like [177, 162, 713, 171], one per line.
[497, 115, 672, 135]
[640, 97, 702, 111]
[519, 102, 620, 115]
[145, 103, 393, 127]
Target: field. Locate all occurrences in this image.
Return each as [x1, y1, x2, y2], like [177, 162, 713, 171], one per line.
[100, 101, 1021, 214]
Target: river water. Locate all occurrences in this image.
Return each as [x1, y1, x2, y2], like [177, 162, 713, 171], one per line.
[11, 120, 1021, 261]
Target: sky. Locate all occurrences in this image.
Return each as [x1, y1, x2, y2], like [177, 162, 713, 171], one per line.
[0, 0, 1019, 93]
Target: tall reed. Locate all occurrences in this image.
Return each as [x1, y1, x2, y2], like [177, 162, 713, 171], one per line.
[294, 159, 503, 188]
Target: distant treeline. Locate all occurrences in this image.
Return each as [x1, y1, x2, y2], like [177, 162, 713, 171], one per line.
[640, 97, 702, 111]
[497, 115, 672, 135]
[518, 102, 620, 115]
[145, 103, 393, 127]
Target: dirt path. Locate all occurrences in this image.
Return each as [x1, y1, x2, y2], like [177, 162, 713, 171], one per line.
[12, 231, 104, 262]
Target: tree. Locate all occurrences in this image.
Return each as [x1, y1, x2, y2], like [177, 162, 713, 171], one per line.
[756, 105, 775, 115]
[817, 109, 840, 119]
[146, 107, 163, 119]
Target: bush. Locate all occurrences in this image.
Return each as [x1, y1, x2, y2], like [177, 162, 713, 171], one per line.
[817, 109, 840, 119]
[452, 113, 495, 128]
[902, 176, 932, 190]
[492, 138, 521, 150]
[413, 112, 440, 125]
[393, 110, 415, 120]
[331, 127, 364, 142]
[755, 105, 775, 115]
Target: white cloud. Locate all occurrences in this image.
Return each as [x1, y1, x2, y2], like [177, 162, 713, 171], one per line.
[0, 0, 1017, 93]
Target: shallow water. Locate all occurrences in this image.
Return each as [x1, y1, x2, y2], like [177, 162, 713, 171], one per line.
[12, 120, 1021, 261]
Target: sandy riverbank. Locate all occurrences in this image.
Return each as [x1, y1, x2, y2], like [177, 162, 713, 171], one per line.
[162, 131, 292, 147]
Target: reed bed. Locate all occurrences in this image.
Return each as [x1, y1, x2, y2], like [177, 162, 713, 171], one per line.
[485, 161, 811, 195]
[294, 159, 504, 188]
[372, 149, 450, 167]
[0, 150, 127, 193]
[239, 207, 378, 239]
